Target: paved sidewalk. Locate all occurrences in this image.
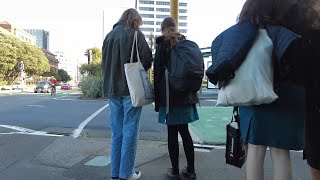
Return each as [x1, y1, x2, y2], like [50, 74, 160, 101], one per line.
[0, 134, 311, 180]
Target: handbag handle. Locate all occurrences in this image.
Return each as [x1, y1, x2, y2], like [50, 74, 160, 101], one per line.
[130, 31, 141, 63]
[230, 106, 240, 123]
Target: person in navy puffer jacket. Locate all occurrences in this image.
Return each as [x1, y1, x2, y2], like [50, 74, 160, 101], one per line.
[209, 0, 307, 179]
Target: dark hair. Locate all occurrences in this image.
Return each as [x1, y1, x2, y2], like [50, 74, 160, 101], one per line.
[161, 17, 177, 33]
[119, 8, 142, 30]
[238, 0, 297, 26]
[282, 0, 320, 37]
[161, 17, 184, 48]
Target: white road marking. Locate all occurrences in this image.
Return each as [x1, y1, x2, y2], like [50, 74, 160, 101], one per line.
[72, 104, 109, 138]
[0, 124, 63, 137]
[0, 125, 35, 133]
[0, 132, 63, 137]
[205, 99, 217, 102]
[27, 105, 46, 108]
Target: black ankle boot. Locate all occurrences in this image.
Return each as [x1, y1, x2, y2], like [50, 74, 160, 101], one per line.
[167, 168, 181, 180]
[181, 167, 197, 180]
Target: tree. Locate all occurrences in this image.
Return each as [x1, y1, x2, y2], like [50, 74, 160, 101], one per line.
[79, 63, 102, 77]
[84, 47, 102, 64]
[42, 69, 58, 79]
[57, 69, 71, 82]
[0, 32, 50, 85]
[81, 47, 102, 77]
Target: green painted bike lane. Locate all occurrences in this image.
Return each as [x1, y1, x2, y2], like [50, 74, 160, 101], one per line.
[50, 89, 81, 97]
[190, 106, 233, 145]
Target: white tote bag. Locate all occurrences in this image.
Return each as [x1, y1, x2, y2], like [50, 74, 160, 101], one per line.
[124, 31, 154, 107]
[216, 29, 278, 107]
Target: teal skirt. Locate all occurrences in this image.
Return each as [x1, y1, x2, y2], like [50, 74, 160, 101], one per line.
[158, 104, 199, 125]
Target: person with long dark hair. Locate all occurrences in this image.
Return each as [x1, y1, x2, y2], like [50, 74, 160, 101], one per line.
[235, 0, 306, 179]
[154, 17, 199, 180]
[102, 8, 153, 180]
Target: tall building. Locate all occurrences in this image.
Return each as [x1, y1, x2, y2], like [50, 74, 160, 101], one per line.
[24, 29, 50, 50]
[54, 51, 77, 82]
[137, 0, 188, 47]
[42, 49, 59, 73]
[0, 21, 36, 45]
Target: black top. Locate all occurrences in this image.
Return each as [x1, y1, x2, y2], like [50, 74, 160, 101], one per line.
[153, 36, 199, 112]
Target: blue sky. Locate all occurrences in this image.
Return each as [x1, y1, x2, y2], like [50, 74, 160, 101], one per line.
[0, 0, 245, 64]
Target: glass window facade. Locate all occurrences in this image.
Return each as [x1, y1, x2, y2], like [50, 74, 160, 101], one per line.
[179, 3, 187, 6]
[139, 7, 154, 11]
[143, 21, 155, 25]
[179, 22, 187, 27]
[156, 1, 170, 5]
[141, 28, 154, 32]
[141, 14, 155, 18]
[179, 16, 187, 20]
[156, 21, 161, 25]
[156, 8, 170, 12]
[179, 9, 187, 13]
[140, 1, 154, 4]
[156, 28, 161, 32]
[156, 15, 169, 19]
[179, 29, 187, 33]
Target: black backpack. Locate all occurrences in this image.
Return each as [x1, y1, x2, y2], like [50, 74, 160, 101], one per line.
[167, 40, 204, 92]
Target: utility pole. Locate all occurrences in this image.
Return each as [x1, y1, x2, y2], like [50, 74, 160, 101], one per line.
[170, 0, 179, 26]
[18, 61, 25, 92]
[135, 0, 137, 9]
[102, 10, 105, 42]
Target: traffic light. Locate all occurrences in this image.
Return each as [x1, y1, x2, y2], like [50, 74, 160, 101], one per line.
[87, 49, 92, 64]
[18, 61, 24, 71]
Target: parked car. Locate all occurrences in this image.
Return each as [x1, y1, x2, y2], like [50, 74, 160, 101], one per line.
[61, 83, 72, 90]
[34, 81, 51, 93]
[11, 82, 27, 90]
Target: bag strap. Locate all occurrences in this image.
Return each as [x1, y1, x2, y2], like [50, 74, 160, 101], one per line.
[231, 106, 239, 123]
[165, 69, 170, 116]
[130, 31, 141, 63]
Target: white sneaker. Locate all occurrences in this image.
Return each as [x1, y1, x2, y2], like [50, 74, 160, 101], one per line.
[128, 171, 141, 180]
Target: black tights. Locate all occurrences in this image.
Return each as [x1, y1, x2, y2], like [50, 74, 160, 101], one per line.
[167, 124, 195, 175]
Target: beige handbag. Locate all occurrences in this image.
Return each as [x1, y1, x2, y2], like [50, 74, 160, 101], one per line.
[124, 31, 154, 107]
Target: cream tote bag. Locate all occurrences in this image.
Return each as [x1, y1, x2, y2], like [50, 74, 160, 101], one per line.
[216, 29, 279, 107]
[124, 31, 154, 107]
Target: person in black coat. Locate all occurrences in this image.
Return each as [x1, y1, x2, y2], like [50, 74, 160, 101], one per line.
[154, 17, 199, 180]
[282, 1, 320, 179]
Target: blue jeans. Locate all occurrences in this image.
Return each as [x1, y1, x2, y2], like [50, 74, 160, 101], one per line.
[108, 96, 142, 179]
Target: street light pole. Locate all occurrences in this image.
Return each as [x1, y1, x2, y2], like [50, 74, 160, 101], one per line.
[18, 61, 25, 92]
[170, 0, 179, 26]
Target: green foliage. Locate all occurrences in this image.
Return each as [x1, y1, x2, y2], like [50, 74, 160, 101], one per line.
[80, 76, 103, 98]
[57, 69, 71, 82]
[42, 70, 58, 79]
[84, 47, 102, 64]
[0, 32, 50, 85]
[91, 47, 102, 64]
[79, 63, 102, 77]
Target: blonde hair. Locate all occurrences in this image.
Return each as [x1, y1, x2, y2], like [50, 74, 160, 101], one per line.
[119, 8, 142, 30]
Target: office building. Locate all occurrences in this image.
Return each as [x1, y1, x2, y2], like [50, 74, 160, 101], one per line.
[42, 49, 59, 73]
[54, 51, 77, 82]
[24, 29, 50, 50]
[0, 21, 36, 45]
[137, 0, 188, 48]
